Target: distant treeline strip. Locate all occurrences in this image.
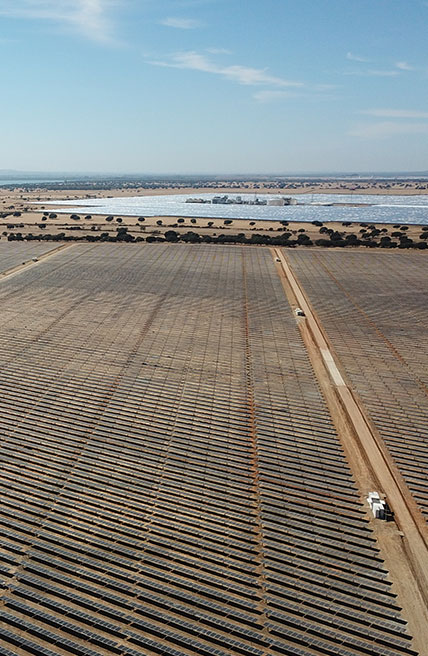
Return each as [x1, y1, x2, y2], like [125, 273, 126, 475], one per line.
[4, 226, 428, 248]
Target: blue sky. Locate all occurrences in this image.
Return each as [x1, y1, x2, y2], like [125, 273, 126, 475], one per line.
[1, 0, 428, 174]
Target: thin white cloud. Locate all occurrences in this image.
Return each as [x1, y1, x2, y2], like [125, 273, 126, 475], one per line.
[149, 51, 304, 88]
[368, 70, 400, 76]
[395, 61, 414, 71]
[253, 85, 337, 103]
[361, 109, 428, 119]
[346, 52, 370, 63]
[345, 69, 399, 77]
[0, 0, 115, 42]
[160, 17, 202, 29]
[346, 54, 415, 75]
[349, 121, 428, 139]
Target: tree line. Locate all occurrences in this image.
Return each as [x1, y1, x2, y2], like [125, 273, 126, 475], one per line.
[4, 226, 428, 249]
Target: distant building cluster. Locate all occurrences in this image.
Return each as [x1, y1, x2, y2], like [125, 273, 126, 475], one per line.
[268, 197, 298, 206]
[185, 195, 298, 206]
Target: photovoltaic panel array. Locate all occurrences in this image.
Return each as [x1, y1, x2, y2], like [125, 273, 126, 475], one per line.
[287, 250, 428, 519]
[0, 243, 62, 272]
[0, 243, 416, 656]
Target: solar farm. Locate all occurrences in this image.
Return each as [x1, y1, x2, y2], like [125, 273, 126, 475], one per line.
[287, 251, 428, 518]
[0, 242, 426, 656]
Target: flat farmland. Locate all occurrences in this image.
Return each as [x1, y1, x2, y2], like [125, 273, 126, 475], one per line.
[287, 250, 428, 519]
[0, 243, 418, 656]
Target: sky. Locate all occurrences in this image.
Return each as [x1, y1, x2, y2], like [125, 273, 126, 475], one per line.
[1, 0, 428, 174]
